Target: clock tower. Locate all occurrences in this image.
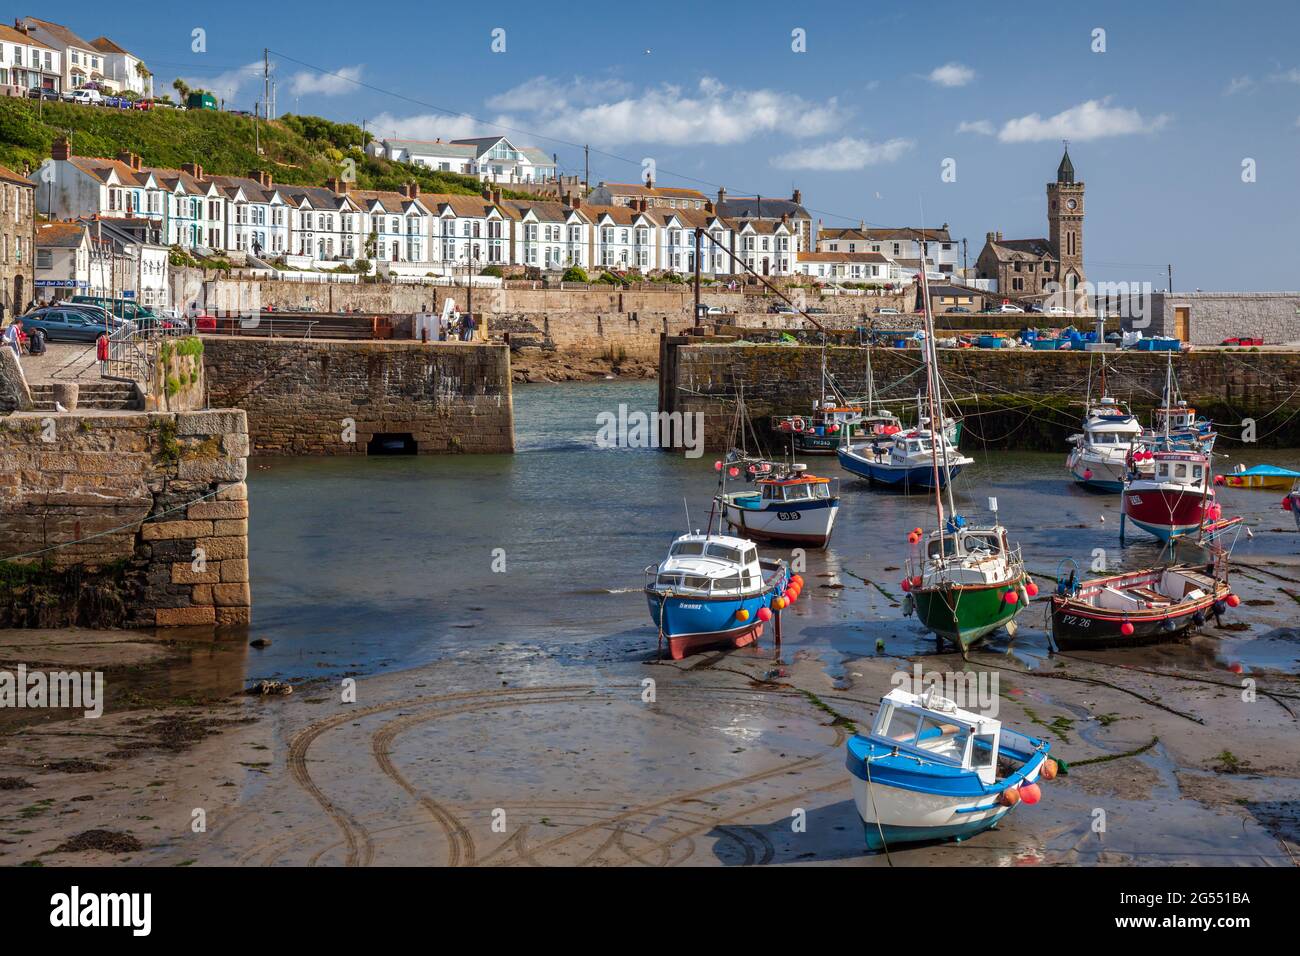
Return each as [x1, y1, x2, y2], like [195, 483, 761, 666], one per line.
[1046, 145, 1085, 294]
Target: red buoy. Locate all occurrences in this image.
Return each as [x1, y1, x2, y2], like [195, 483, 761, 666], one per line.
[1226, 593, 1241, 608]
[1025, 580, 1039, 598]
[757, 607, 772, 622]
[1121, 621, 1135, 636]
[1019, 782, 1042, 805]
[1004, 590, 1019, 605]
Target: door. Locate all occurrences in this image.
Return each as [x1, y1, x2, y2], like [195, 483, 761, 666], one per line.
[1174, 307, 1189, 342]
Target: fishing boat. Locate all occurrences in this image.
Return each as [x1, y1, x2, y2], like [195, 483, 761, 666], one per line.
[837, 428, 973, 491]
[1066, 395, 1144, 492]
[846, 685, 1054, 851]
[903, 513, 1032, 651]
[718, 461, 840, 548]
[774, 402, 866, 455]
[1143, 352, 1216, 451]
[1120, 448, 1231, 544]
[1050, 560, 1237, 649]
[644, 532, 791, 660]
[1220, 463, 1300, 490]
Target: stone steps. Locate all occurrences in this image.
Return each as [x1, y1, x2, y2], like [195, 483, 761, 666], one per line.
[30, 382, 141, 412]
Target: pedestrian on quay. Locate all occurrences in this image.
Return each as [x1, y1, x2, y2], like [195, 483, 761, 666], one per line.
[96, 332, 109, 374]
[461, 312, 475, 341]
[2, 317, 23, 359]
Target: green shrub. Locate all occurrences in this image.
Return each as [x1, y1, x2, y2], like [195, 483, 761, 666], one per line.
[561, 266, 589, 283]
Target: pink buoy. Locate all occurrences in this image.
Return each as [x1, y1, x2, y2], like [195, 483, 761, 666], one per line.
[1019, 782, 1042, 805]
[1024, 580, 1039, 598]
[757, 607, 772, 622]
[1121, 621, 1135, 636]
[1004, 590, 1019, 605]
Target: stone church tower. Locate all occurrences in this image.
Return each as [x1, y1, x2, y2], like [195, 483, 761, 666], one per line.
[1046, 147, 1085, 295]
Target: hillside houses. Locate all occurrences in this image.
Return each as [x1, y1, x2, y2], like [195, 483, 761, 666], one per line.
[32, 140, 824, 280]
[367, 136, 558, 185]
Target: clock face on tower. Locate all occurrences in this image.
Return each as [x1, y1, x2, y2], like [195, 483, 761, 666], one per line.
[1066, 199, 1078, 210]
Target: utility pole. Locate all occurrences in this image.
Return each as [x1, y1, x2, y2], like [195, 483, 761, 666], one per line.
[1167, 263, 1173, 293]
[693, 228, 702, 328]
[263, 49, 270, 120]
[962, 238, 968, 278]
[584, 144, 589, 191]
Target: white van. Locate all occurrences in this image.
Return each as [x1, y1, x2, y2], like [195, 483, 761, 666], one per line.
[69, 88, 103, 105]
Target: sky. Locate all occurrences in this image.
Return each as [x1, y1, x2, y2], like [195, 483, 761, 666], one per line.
[50, 0, 1300, 290]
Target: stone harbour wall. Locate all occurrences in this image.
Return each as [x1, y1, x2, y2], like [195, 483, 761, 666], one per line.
[1147, 292, 1300, 345]
[0, 409, 250, 629]
[661, 341, 1300, 451]
[201, 337, 514, 455]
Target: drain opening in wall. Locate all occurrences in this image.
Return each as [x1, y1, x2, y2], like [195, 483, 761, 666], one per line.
[367, 432, 417, 455]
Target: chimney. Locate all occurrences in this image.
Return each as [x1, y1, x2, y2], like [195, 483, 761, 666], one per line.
[481, 186, 492, 200]
[403, 181, 420, 199]
[792, 188, 802, 205]
[249, 169, 272, 187]
[181, 162, 204, 180]
[637, 198, 648, 213]
[571, 195, 581, 209]
[717, 186, 727, 206]
[704, 200, 713, 213]
[492, 188, 502, 205]
[51, 137, 71, 161]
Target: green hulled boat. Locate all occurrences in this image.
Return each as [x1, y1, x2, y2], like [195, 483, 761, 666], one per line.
[905, 524, 1029, 651]
[899, 264, 1032, 652]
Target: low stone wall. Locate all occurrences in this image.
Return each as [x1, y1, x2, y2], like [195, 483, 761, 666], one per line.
[0, 409, 250, 629]
[1147, 292, 1300, 345]
[201, 337, 514, 455]
[661, 340, 1300, 451]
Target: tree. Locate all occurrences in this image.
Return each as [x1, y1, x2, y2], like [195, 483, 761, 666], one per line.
[172, 77, 190, 100]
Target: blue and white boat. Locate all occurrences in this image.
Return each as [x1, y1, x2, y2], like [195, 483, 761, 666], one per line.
[846, 686, 1054, 851]
[645, 533, 790, 660]
[719, 461, 840, 548]
[1066, 395, 1145, 492]
[837, 428, 973, 492]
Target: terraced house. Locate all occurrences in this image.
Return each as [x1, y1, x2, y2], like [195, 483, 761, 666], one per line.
[0, 163, 34, 317]
[0, 22, 61, 95]
[368, 135, 558, 184]
[15, 17, 101, 92]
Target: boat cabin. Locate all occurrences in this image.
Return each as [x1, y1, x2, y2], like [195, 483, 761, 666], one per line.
[1152, 450, 1209, 490]
[651, 533, 763, 596]
[759, 474, 833, 503]
[870, 687, 1003, 785]
[1154, 401, 1201, 432]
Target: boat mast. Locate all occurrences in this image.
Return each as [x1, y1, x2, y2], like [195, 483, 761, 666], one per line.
[918, 264, 950, 536]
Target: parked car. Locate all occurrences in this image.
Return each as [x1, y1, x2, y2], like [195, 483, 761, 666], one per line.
[806, 307, 829, 314]
[70, 295, 159, 323]
[945, 305, 971, 313]
[19, 308, 114, 343]
[999, 304, 1025, 314]
[875, 307, 900, 315]
[769, 303, 796, 314]
[1047, 306, 1071, 315]
[695, 304, 725, 316]
[27, 87, 59, 101]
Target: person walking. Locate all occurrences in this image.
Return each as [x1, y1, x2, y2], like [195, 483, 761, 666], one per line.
[2, 317, 23, 359]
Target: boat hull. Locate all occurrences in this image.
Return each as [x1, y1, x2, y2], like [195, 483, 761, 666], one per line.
[1121, 487, 1211, 542]
[1050, 580, 1230, 650]
[792, 431, 844, 456]
[644, 569, 787, 660]
[1067, 450, 1128, 493]
[846, 734, 1049, 851]
[911, 578, 1025, 650]
[837, 447, 964, 491]
[721, 496, 839, 547]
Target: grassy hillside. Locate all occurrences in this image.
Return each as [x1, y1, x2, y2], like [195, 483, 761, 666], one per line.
[0, 98, 511, 197]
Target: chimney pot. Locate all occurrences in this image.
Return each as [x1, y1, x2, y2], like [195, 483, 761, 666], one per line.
[181, 162, 204, 180]
[792, 188, 802, 204]
[51, 137, 71, 161]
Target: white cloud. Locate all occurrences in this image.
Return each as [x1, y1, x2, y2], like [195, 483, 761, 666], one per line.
[771, 136, 914, 171]
[178, 60, 263, 103]
[1270, 67, 1300, 83]
[484, 75, 633, 113]
[288, 64, 363, 97]
[368, 111, 494, 141]
[927, 62, 975, 88]
[1224, 75, 1254, 95]
[493, 76, 848, 146]
[997, 97, 1170, 143]
[956, 119, 994, 135]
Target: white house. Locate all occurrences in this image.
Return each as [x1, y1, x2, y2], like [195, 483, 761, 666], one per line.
[817, 224, 958, 273]
[88, 36, 151, 97]
[732, 218, 796, 276]
[15, 18, 101, 92]
[209, 173, 291, 258]
[34, 219, 167, 306]
[278, 182, 365, 266]
[0, 23, 61, 95]
[588, 204, 662, 271]
[428, 192, 511, 271]
[796, 251, 898, 283]
[502, 199, 589, 270]
[657, 208, 734, 276]
[370, 136, 557, 184]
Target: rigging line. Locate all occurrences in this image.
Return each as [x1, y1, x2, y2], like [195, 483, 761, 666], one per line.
[1, 486, 226, 563]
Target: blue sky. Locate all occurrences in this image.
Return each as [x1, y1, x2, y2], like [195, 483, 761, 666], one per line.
[56, 0, 1300, 289]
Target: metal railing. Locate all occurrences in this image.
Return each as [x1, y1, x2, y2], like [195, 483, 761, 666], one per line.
[103, 321, 190, 394]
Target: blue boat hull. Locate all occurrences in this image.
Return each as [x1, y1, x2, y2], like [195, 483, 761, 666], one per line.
[645, 568, 788, 659]
[862, 815, 1007, 851]
[837, 448, 962, 491]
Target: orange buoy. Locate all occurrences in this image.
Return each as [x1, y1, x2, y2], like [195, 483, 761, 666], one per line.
[736, 608, 750, 622]
[1225, 593, 1241, 608]
[1000, 786, 1021, 807]
[1040, 758, 1058, 781]
[1004, 590, 1019, 604]
[910, 575, 922, 589]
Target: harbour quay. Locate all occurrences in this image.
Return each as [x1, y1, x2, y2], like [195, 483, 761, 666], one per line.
[660, 339, 1300, 451]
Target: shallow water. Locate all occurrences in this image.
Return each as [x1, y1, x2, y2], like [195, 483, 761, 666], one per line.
[238, 380, 1300, 683]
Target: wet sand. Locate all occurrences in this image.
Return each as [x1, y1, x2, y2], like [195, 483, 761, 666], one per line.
[2, 617, 1297, 867]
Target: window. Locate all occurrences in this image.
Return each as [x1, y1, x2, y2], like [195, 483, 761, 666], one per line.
[670, 541, 704, 557]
